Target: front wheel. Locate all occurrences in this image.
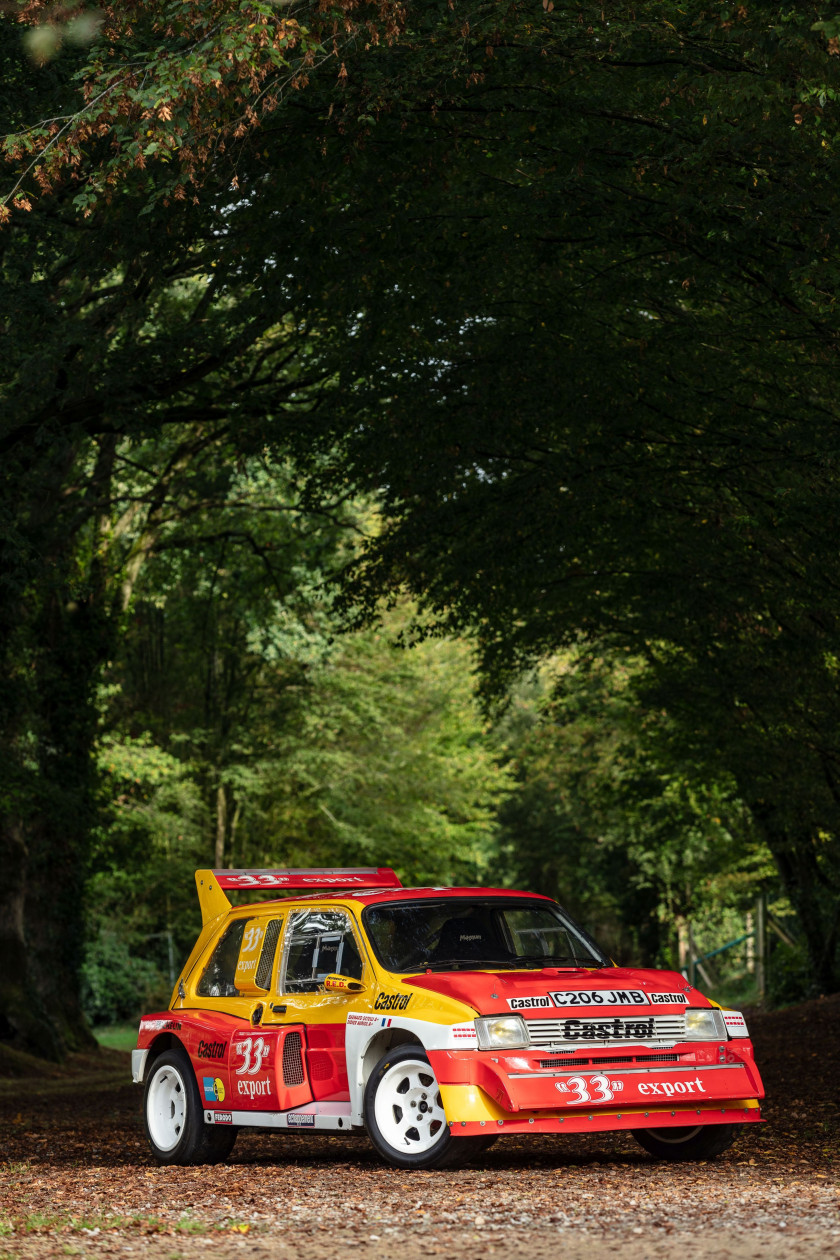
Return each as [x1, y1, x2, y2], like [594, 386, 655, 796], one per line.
[143, 1047, 237, 1166]
[632, 1123, 737, 1161]
[364, 1045, 490, 1170]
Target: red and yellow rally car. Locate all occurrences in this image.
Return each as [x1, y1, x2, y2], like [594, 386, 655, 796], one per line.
[133, 868, 764, 1169]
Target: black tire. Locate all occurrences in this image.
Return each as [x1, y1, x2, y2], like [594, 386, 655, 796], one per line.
[632, 1123, 737, 1161]
[202, 1123, 239, 1164]
[143, 1047, 238, 1166]
[364, 1045, 492, 1170]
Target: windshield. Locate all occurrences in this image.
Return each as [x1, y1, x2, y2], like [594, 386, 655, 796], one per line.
[362, 898, 609, 972]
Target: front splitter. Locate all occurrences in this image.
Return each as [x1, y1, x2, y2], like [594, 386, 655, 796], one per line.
[446, 1102, 762, 1137]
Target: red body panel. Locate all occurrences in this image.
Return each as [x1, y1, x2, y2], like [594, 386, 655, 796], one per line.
[137, 1010, 355, 1113]
[138, 1011, 316, 1114]
[429, 1039, 764, 1116]
[213, 867, 402, 892]
[304, 1023, 350, 1101]
[403, 966, 699, 1015]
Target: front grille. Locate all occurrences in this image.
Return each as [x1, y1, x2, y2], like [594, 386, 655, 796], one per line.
[538, 1053, 680, 1069]
[282, 1031, 305, 1086]
[526, 1014, 687, 1047]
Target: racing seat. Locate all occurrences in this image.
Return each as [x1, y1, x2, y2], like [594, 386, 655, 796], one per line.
[430, 917, 510, 963]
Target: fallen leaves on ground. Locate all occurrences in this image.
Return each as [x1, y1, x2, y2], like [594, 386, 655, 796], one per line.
[0, 994, 838, 1259]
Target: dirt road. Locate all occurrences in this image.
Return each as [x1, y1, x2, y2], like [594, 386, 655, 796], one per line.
[1, 995, 837, 1259]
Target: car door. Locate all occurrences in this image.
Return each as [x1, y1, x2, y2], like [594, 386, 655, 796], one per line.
[188, 912, 287, 1111]
[263, 906, 370, 1102]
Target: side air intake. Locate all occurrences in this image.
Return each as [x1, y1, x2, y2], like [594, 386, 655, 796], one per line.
[283, 1031, 305, 1086]
[255, 919, 282, 990]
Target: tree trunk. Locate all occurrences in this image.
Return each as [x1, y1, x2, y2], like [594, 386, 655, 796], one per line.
[215, 783, 228, 868]
[0, 817, 64, 1059]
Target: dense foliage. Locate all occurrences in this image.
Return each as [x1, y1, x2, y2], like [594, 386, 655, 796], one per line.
[1, 1, 839, 1051]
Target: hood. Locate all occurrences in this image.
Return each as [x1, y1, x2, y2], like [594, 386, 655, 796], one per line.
[402, 967, 703, 1016]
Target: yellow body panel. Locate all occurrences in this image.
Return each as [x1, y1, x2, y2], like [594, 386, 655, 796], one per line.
[174, 895, 476, 1029]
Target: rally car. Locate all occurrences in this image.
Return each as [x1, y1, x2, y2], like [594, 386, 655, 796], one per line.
[133, 868, 764, 1169]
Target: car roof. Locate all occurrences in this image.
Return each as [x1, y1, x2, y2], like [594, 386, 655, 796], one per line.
[235, 886, 556, 912]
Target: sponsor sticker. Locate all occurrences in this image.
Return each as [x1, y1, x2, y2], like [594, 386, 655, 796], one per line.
[556, 1074, 625, 1103]
[374, 992, 412, 1012]
[555, 1073, 708, 1103]
[140, 1018, 182, 1031]
[234, 1035, 271, 1076]
[557, 1016, 656, 1040]
[549, 989, 649, 1007]
[214, 1111, 233, 1125]
[236, 1077, 271, 1098]
[197, 1039, 226, 1060]
[203, 1077, 225, 1102]
[508, 995, 553, 1011]
[638, 1077, 707, 1096]
[287, 1112, 316, 1127]
[649, 992, 690, 1005]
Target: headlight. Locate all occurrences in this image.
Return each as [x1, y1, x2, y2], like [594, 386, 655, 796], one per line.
[683, 1008, 727, 1040]
[475, 1015, 530, 1050]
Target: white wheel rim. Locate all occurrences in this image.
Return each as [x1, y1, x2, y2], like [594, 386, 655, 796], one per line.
[648, 1125, 703, 1144]
[373, 1058, 447, 1155]
[147, 1063, 188, 1152]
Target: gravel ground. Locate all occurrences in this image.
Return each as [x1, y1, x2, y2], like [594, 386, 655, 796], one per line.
[0, 993, 838, 1259]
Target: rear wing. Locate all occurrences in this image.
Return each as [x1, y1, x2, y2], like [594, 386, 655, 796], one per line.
[195, 867, 402, 925]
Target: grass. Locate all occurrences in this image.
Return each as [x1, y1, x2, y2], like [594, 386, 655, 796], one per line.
[10, 1210, 253, 1238]
[704, 976, 763, 1010]
[93, 1023, 138, 1052]
[17, 1211, 164, 1235]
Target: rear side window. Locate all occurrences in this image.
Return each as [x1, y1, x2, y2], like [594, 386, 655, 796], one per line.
[196, 917, 283, 997]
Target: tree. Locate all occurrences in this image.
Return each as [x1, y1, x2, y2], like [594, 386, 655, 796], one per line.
[492, 652, 775, 972]
[4, 0, 840, 1058]
[282, 2, 840, 989]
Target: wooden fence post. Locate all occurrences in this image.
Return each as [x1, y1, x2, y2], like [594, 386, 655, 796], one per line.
[755, 894, 766, 1001]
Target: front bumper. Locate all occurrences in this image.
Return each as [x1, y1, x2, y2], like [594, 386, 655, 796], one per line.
[428, 1038, 764, 1134]
[131, 1049, 149, 1084]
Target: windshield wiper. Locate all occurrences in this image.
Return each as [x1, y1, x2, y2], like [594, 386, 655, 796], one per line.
[404, 957, 520, 972]
[512, 954, 607, 969]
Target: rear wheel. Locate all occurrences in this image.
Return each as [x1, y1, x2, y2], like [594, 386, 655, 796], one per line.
[143, 1048, 237, 1165]
[365, 1045, 492, 1170]
[632, 1123, 737, 1161]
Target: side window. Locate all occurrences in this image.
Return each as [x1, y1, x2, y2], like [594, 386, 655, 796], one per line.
[196, 917, 283, 998]
[281, 909, 364, 994]
[197, 920, 248, 998]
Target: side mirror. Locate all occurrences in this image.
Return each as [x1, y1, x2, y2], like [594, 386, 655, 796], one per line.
[324, 973, 365, 994]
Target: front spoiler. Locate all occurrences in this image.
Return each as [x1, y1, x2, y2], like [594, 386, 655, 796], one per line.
[441, 1095, 762, 1137]
[430, 1044, 764, 1134]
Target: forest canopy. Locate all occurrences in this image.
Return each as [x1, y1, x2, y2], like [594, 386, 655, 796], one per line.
[1, 0, 839, 1057]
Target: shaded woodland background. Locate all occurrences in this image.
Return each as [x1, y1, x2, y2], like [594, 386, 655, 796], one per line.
[2, 0, 840, 1060]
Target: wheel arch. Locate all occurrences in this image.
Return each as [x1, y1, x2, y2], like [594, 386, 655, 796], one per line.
[138, 1032, 187, 1081]
[361, 1028, 425, 1093]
